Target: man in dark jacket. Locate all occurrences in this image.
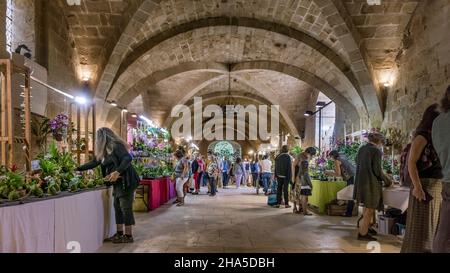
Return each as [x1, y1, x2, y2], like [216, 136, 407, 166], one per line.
[274, 145, 293, 208]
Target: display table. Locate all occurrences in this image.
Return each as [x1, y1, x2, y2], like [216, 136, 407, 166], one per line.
[140, 178, 176, 212]
[159, 178, 168, 206]
[337, 185, 410, 212]
[0, 188, 115, 253]
[309, 180, 348, 214]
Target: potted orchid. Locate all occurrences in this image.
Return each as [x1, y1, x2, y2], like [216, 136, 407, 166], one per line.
[48, 113, 69, 142]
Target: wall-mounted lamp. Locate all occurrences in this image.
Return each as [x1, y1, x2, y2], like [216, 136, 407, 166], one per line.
[109, 101, 118, 107]
[131, 113, 138, 118]
[122, 108, 128, 113]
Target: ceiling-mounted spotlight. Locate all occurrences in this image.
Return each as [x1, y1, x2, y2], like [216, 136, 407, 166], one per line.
[304, 111, 314, 117]
[109, 101, 118, 107]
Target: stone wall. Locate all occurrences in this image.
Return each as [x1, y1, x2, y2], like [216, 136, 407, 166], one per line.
[36, 0, 81, 117]
[11, 0, 35, 58]
[383, 1, 450, 137]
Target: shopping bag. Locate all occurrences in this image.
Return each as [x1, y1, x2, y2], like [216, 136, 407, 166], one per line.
[269, 180, 278, 194]
[267, 194, 278, 206]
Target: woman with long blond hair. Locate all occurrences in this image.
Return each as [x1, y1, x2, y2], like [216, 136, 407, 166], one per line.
[77, 127, 139, 244]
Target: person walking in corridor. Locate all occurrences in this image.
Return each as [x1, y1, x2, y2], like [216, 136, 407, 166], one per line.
[251, 158, 261, 192]
[206, 152, 219, 197]
[191, 154, 200, 195]
[234, 157, 245, 189]
[260, 155, 273, 195]
[432, 86, 450, 253]
[221, 156, 231, 188]
[173, 150, 189, 206]
[274, 145, 293, 209]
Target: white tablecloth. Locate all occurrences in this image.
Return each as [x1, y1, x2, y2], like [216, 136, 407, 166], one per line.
[0, 188, 115, 253]
[337, 185, 410, 212]
[0, 199, 55, 253]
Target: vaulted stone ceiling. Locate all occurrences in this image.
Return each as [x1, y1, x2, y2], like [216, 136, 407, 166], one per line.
[342, 0, 419, 69]
[57, 0, 144, 81]
[57, 0, 422, 136]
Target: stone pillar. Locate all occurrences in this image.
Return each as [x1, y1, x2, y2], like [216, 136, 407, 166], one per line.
[334, 106, 346, 142]
[0, 0, 9, 58]
[303, 116, 316, 148]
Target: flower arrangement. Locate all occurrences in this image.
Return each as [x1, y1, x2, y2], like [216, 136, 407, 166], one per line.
[336, 140, 362, 165]
[382, 156, 400, 176]
[291, 145, 303, 156]
[48, 113, 69, 141]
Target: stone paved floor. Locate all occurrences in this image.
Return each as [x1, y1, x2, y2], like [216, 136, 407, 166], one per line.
[98, 187, 402, 253]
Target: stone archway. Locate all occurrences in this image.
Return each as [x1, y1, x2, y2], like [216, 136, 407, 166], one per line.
[208, 140, 242, 161]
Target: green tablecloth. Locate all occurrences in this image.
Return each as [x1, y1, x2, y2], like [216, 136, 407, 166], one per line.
[309, 180, 347, 214]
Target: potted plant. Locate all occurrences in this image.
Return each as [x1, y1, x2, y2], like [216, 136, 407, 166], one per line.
[48, 113, 69, 142]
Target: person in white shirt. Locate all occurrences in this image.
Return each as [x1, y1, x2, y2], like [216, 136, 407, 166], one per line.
[260, 155, 273, 194]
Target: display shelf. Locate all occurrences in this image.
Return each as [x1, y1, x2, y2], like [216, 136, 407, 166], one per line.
[0, 58, 32, 171]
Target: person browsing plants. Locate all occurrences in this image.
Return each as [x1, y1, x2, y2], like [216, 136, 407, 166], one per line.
[76, 128, 139, 244]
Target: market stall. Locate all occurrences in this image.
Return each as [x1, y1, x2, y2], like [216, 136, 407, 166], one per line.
[337, 185, 410, 213]
[0, 187, 115, 253]
[129, 120, 175, 212]
[309, 180, 348, 214]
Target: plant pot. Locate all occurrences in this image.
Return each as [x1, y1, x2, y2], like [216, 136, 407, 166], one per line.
[53, 132, 63, 142]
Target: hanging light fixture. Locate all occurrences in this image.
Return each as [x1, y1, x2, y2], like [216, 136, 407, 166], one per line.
[222, 63, 242, 117]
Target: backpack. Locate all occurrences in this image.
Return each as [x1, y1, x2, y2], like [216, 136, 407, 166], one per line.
[400, 132, 441, 187]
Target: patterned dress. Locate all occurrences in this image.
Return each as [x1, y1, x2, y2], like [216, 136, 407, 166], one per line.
[291, 153, 312, 201]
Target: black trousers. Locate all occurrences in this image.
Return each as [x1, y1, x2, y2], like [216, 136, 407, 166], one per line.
[277, 177, 290, 206]
[113, 187, 136, 226]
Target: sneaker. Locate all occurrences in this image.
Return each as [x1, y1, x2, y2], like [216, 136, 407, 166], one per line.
[112, 235, 134, 244]
[104, 233, 122, 243]
[172, 200, 180, 204]
[357, 233, 377, 242]
[285, 205, 292, 209]
[176, 202, 185, 207]
[273, 205, 280, 208]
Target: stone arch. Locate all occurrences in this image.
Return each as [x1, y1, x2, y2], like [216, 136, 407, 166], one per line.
[166, 91, 299, 137]
[101, 62, 228, 125]
[313, 0, 383, 125]
[100, 17, 359, 101]
[232, 61, 361, 121]
[100, 25, 371, 128]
